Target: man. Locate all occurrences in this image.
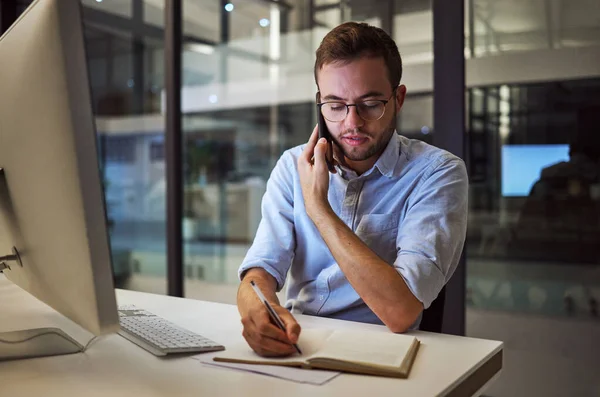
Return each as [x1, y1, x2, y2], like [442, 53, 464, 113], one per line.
[237, 22, 468, 357]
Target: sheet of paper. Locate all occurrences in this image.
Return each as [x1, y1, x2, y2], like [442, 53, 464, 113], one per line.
[194, 355, 340, 385]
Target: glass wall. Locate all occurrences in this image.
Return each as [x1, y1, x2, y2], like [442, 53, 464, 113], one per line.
[469, 0, 600, 57]
[82, 0, 168, 293]
[467, 79, 600, 317]
[175, 0, 433, 301]
[76, 0, 433, 305]
[464, 2, 600, 396]
[465, 79, 600, 396]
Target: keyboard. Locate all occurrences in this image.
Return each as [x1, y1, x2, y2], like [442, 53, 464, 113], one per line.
[117, 305, 225, 357]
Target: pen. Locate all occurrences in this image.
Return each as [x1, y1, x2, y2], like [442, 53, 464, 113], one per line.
[249, 280, 302, 355]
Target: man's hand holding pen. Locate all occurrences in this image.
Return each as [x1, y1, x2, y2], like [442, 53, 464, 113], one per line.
[238, 272, 302, 357]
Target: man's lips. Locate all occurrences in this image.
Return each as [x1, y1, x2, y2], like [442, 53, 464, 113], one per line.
[340, 134, 369, 146]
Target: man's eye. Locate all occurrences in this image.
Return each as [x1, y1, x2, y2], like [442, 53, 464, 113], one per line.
[329, 105, 345, 111]
[362, 102, 380, 108]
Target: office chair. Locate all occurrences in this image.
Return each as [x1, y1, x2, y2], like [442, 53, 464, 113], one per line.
[419, 286, 446, 333]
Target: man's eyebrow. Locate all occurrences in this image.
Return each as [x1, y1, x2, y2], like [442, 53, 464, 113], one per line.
[321, 91, 387, 101]
[358, 91, 386, 99]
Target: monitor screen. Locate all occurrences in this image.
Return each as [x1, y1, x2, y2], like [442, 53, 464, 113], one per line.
[501, 144, 570, 197]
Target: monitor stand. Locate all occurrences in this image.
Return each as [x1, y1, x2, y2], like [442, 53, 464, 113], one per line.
[0, 170, 85, 361]
[0, 248, 86, 361]
[0, 328, 85, 361]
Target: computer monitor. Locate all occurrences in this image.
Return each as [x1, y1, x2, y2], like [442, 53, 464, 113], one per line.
[501, 144, 570, 197]
[0, 0, 119, 359]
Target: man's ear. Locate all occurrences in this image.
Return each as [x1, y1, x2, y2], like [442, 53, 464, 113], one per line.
[395, 85, 407, 112]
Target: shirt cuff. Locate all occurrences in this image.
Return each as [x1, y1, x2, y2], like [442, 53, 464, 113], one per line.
[238, 263, 286, 292]
[393, 253, 446, 309]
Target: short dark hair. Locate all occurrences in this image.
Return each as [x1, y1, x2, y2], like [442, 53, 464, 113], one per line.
[314, 22, 402, 90]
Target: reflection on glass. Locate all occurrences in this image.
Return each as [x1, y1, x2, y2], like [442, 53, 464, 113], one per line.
[501, 144, 570, 197]
[180, 103, 314, 290]
[470, 0, 600, 57]
[83, 0, 167, 294]
[397, 94, 433, 144]
[176, 1, 434, 298]
[467, 79, 600, 319]
[81, 0, 133, 19]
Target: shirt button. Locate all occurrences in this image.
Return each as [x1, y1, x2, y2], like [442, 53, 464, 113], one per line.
[319, 295, 324, 301]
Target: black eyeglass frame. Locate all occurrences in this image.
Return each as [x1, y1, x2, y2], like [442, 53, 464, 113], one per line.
[317, 88, 397, 122]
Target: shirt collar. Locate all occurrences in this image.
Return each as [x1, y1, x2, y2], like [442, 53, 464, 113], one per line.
[374, 131, 401, 178]
[335, 132, 401, 180]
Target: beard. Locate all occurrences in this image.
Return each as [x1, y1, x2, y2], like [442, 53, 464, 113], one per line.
[333, 111, 397, 162]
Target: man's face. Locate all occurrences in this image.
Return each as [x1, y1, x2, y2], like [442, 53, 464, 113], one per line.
[317, 57, 406, 173]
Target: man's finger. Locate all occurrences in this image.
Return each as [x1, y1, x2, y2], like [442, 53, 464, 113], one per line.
[254, 342, 296, 357]
[252, 332, 296, 355]
[309, 123, 319, 143]
[244, 316, 297, 356]
[312, 137, 329, 173]
[275, 307, 301, 344]
[255, 313, 293, 343]
[260, 335, 296, 354]
[300, 124, 319, 163]
[243, 328, 295, 356]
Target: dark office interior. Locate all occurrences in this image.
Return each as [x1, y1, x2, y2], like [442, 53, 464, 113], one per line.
[1, 1, 598, 395]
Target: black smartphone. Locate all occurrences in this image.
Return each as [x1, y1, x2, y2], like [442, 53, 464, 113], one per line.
[317, 95, 335, 172]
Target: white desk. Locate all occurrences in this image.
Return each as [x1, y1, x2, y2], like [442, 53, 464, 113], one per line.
[0, 278, 502, 396]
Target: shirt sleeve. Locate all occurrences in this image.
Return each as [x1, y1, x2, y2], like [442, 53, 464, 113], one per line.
[238, 153, 296, 291]
[393, 156, 468, 309]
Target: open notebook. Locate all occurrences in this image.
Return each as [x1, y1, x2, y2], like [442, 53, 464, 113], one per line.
[214, 329, 420, 378]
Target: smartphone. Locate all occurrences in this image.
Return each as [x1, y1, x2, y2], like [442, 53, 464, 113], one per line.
[317, 94, 335, 172]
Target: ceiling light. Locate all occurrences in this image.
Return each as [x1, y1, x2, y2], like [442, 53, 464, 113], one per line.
[224, 3, 234, 12]
[259, 18, 270, 27]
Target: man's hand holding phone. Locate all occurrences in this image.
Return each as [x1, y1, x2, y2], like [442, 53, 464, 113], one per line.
[298, 126, 337, 220]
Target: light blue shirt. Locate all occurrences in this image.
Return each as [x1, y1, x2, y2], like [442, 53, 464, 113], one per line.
[239, 133, 468, 328]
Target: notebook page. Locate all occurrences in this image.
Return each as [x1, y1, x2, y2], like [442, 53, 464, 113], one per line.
[313, 330, 416, 368]
[213, 328, 334, 364]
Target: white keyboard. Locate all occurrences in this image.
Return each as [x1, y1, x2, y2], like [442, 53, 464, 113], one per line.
[117, 305, 225, 357]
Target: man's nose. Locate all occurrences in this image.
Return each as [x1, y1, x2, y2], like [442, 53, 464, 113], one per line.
[344, 106, 364, 130]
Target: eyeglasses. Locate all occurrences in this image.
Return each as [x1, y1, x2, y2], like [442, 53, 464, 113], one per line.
[317, 91, 396, 122]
